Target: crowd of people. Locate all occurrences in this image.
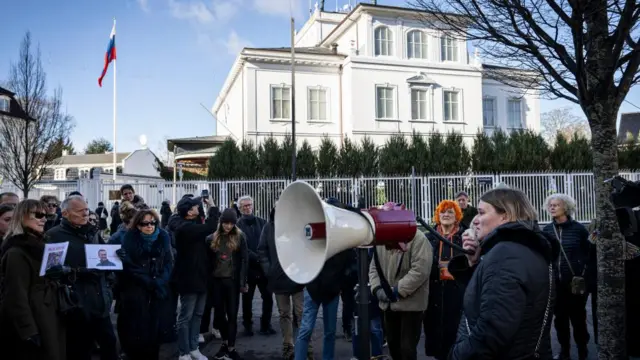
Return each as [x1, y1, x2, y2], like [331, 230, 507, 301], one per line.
[0, 184, 602, 360]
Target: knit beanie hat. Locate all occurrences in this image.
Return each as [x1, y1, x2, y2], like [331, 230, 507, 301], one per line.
[220, 207, 238, 225]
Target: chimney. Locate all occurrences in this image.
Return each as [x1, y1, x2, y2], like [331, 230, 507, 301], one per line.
[62, 149, 68, 156]
[331, 43, 338, 54]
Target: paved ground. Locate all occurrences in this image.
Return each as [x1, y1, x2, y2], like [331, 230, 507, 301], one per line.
[109, 292, 598, 360]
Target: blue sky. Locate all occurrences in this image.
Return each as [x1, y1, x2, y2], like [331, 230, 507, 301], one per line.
[0, 0, 638, 157]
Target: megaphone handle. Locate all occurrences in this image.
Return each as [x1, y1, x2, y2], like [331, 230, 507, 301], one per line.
[416, 217, 476, 256]
[355, 247, 371, 360]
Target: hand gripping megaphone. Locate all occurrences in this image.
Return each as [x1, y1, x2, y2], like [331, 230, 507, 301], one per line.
[274, 181, 417, 284]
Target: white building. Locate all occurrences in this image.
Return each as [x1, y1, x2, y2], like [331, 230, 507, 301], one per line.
[212, 3, 540, 148]
[47, 148, 162, 181]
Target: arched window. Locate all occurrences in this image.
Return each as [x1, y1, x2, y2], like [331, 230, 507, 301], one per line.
[374, 26, 393, 56]
[407, 30, 427, 59]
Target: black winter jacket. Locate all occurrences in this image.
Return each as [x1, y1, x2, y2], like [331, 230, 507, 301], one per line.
[542, 217, 591, 283]
[257, 208, 304, 295]
[306, 250, 351, 305]
[236, 215, 267, 280]
[447, 222, 560, 360]
[170, 215, 217, 294]
[206, 232, 249, 289]
[45, 219, 114, 319]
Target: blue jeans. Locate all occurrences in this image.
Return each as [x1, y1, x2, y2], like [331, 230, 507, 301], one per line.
[294, 290, 339, 360]
[177, 292, 207, 355]
[351, 316, 384, 358]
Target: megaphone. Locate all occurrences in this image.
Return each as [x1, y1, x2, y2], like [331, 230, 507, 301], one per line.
[275, 181, 417, 284]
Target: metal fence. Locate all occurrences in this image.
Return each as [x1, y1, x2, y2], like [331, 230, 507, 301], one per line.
[3, 171, 639, 224]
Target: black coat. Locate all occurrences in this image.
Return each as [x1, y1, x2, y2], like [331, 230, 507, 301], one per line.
[542, 217, 591, 283]
[206, 232, 249, 289]
[117, 228, 175, 351]
[236, 215, 267, 280]
[0, 232, 66, 360]
[257, 208, 304, 295]
[306, 250, 351, 305]
[424, 227, 466, 359]
[45, 219, 113, 319]
[169, 215, 217, 294]
[447, 222, 560, 360]
[160, 203, 172, 229]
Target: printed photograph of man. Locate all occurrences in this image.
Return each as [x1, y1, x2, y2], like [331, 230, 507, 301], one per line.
[46, 251, 62, 270]
[96, 249, 116, 267]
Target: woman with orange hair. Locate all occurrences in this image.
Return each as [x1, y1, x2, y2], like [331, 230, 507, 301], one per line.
[423, 200, 466, 359]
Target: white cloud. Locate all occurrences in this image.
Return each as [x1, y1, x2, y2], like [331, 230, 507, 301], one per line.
[167, 0, 241, 24]
[137, 0, 150, 12]
[222, 31, 253, 55]
[253, 0, 302, 17]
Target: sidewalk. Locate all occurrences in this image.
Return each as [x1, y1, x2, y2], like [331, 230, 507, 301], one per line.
[151, 293, 598, 359]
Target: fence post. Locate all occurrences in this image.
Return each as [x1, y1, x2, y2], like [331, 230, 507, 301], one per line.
[565, 172, 573, 199]
[219, 182, 228, 210]
[421, 176, 428, 220]
[424, 175, 431, 221]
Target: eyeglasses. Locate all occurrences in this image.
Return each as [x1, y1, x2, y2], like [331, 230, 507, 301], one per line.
[47, 203, 57, 208]
[32, 212, 47, 219]
[139, 221, 157, 227]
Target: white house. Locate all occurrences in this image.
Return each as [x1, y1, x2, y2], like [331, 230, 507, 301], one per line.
[47, 148, 162, 181]
[212, 3, 540, 148]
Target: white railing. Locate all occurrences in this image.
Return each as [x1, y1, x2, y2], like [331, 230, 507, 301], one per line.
[4, 171, 639, 224]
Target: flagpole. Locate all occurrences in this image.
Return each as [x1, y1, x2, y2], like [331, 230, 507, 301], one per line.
[112, 18, 117, 181]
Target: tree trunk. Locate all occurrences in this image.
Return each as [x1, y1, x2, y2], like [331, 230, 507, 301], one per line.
[588, 104, 626, 360]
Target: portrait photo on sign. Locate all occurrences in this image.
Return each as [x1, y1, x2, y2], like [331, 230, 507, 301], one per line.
[39, 242, 70, 276]
[85, 244, 123, 270]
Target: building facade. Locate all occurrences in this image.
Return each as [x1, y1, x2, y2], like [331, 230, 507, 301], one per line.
[212, 3, 541, 148]
[46, 148, 162, 181]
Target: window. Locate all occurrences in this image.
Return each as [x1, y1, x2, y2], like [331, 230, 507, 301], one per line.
[443, 91, 460, 121]
[411, 89, 428, 120]
[0, 97, 9, 112]
[308, 88, 328, 121]
[482, 98, 495, 127]
[374, 26, 393, 56]
[441, 36, 458, 61]
[407, 31, 428, 59]
[376, 86, 395, 119]
[271, 86, 291, 120]
[508, 99, 523, 128]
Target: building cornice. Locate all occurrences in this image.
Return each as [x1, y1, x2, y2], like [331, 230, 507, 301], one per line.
[212, 49, 344, 115]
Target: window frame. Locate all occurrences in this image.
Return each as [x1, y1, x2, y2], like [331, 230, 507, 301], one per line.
[0, 96, 10, 112]
[507, 98, 523, 129]
[375, 84, 398, 120]
[482, 96, 497, 127]
[270, 84, 292, 121]
[307, 86, 330, 122]
[374, 26, 393, 57]
[443, 89, 461, 122]
[440, 36, 459, 62]
[406, 30, 428, 60]
[410, 87, 430, 121]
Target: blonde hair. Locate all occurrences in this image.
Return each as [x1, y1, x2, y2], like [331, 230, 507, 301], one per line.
[479, 188, 538, 222]
[210, 222, 242, 252]
[4, 199, 46, 241]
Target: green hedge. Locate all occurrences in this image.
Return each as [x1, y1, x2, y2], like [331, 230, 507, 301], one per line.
[205, 129, 636, 180]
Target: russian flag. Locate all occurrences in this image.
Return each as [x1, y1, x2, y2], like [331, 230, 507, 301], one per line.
[98, 22, 116, 87]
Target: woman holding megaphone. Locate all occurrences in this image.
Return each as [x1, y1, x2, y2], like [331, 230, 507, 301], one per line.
[447, 187, 560, 360]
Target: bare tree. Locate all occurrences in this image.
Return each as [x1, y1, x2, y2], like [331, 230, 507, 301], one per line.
[541, 107, 591, 145]
[0, 32, 74, 197]
[409, 0, 639, 358]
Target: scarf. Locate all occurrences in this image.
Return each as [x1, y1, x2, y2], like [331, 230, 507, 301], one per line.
[140, 227, 160, 252]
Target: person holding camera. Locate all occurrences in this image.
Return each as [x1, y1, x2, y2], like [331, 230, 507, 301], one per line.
[543, 193, 592, 360]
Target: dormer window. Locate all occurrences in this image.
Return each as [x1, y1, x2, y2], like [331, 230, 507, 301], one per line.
[441, 36, 458, 62]
[0, 97, 9, 112]
[407, 30, 427, 59]
[374, 26, 393, 56]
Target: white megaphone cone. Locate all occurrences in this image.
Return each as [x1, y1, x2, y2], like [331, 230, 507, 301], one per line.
[274, 181, 374, 284]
